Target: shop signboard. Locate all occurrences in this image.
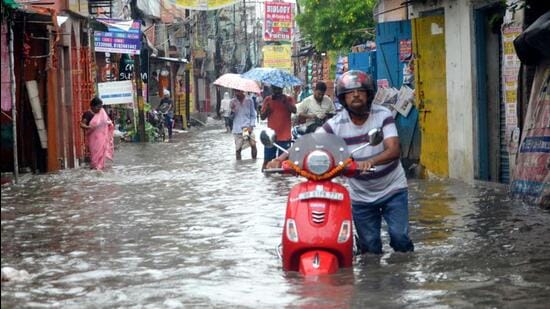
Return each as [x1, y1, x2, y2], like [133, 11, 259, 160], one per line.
[98, 80, 134, 105]
[94, 19, 141, 55]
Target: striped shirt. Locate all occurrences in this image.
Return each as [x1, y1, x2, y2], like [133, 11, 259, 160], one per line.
[317, 105, 407, 202]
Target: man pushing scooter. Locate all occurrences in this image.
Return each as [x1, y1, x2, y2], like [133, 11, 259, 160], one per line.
[267, 70, 414, 255]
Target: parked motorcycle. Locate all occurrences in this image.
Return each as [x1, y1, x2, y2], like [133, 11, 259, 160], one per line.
[147, 108, 169, 142]
[260, 127, 383, 275]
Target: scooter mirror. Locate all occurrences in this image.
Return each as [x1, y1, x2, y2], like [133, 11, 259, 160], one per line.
[260, 128, 277, 148]
[368, 127, 384, 146]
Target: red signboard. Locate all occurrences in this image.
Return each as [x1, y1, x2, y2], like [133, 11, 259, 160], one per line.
[264, 1, 292, 42]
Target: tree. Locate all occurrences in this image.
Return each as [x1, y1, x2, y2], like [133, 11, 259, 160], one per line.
[295, 0, 376, 51]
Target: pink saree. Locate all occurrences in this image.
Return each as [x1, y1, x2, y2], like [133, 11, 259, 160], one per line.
[87, 108, 114, 170]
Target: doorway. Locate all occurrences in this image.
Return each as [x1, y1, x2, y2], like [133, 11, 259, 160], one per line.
[474, 4, 506, 182]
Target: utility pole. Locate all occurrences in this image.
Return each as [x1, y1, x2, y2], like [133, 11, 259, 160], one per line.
[130, 1, 146, 141]
[243, 0, 248, 46]
[134, 50, 146, 142]
[185, 9, 190, 126]
[243, 0, 250, 71]
[232, 4, 237, 72]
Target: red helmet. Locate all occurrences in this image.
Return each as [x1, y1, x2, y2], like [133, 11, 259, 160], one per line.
[336, 70, 375, 106]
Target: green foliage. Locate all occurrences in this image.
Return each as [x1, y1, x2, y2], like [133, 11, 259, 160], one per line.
[296, 0, 376, 51]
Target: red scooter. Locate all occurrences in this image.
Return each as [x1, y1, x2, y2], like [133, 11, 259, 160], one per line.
[260, 128, 383, 275]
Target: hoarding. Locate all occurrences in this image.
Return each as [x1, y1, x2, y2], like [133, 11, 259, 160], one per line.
[94, 19, 141, 55]
[264, 1, 292, 42]
[262, 44, 292, 71]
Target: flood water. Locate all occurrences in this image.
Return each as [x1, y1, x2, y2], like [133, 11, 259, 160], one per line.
[2, 120, 550, 308]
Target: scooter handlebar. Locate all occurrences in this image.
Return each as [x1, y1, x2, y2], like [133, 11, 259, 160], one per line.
[343, 160, 376, 177]
[263, 168, 286, 174]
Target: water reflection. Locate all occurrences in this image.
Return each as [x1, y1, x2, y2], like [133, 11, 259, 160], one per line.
[2, 122, 550, 307]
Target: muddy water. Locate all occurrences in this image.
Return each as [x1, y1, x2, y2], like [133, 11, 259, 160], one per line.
[2, 121, 550, 308]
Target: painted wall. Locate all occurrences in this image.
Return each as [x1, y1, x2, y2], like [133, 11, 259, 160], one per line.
[443, 1, 476, 181]
[375, 0, 408, 23]
[408, 0, 493, 182]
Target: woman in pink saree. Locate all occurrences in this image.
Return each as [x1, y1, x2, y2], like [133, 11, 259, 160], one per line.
[80, 97, 114, 170]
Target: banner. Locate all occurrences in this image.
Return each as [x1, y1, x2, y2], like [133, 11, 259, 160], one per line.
[98, 80, 134, 105]
[264, 1, 292, 41]
[175, 0, 238, 11]
[94, 19, 141, 55]
[262, 44, 292, 72]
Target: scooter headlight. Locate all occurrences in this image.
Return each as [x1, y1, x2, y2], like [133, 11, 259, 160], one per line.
[305, 150, 332, 175]
[286, 219, 299, 243]
[337, 220, 351, 243]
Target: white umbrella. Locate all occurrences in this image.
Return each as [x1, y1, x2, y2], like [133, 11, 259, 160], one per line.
[213, 73, 261, 93]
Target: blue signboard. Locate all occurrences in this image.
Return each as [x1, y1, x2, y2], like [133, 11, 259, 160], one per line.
[94, 19, 141, 55]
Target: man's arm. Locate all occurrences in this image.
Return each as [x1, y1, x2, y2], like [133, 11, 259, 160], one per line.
[356, 136, 401, 171]
[265, 152, 289, 169]
[260, 99, 270, 120]
[296, 102, 312, 123]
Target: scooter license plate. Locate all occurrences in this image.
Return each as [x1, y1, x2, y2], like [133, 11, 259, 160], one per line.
[298, 190, 344, 201]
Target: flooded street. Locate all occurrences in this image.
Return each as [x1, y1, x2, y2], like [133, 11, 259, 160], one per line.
[2, 120, 550, 308]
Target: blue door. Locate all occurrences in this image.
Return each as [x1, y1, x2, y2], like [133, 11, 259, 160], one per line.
[348, 51, 376, 78]
[375, 20, 420, 170]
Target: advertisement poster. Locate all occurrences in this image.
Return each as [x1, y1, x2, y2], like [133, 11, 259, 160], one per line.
[501, 23, 522, 147]
[399, 40, 412, 62]
[262, 45, 292, 71]
[94, 19, 141, 55]
[264, 1, 292, 41]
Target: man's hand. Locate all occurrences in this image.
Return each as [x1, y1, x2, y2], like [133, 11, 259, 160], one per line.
[260, 104, 270, 120]
[356, 159, 376, 173]
[265, 159, 282, 169]
[297, 114, 309, 124]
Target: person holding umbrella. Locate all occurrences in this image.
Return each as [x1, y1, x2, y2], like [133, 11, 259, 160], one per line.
[231, 89, 257, 160]
[260, 85, 296, 170]
[213, 73, 262, 160]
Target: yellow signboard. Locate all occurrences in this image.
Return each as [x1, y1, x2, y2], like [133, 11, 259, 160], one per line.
[262, 45, 292, 72]
[175, 0, 238, 10]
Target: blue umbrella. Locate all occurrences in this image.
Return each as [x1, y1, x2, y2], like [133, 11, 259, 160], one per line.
[242, 67, 302, 88]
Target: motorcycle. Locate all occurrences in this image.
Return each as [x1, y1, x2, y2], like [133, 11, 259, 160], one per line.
[147, 105, 171, 142]
[260, 127, 383, 275]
